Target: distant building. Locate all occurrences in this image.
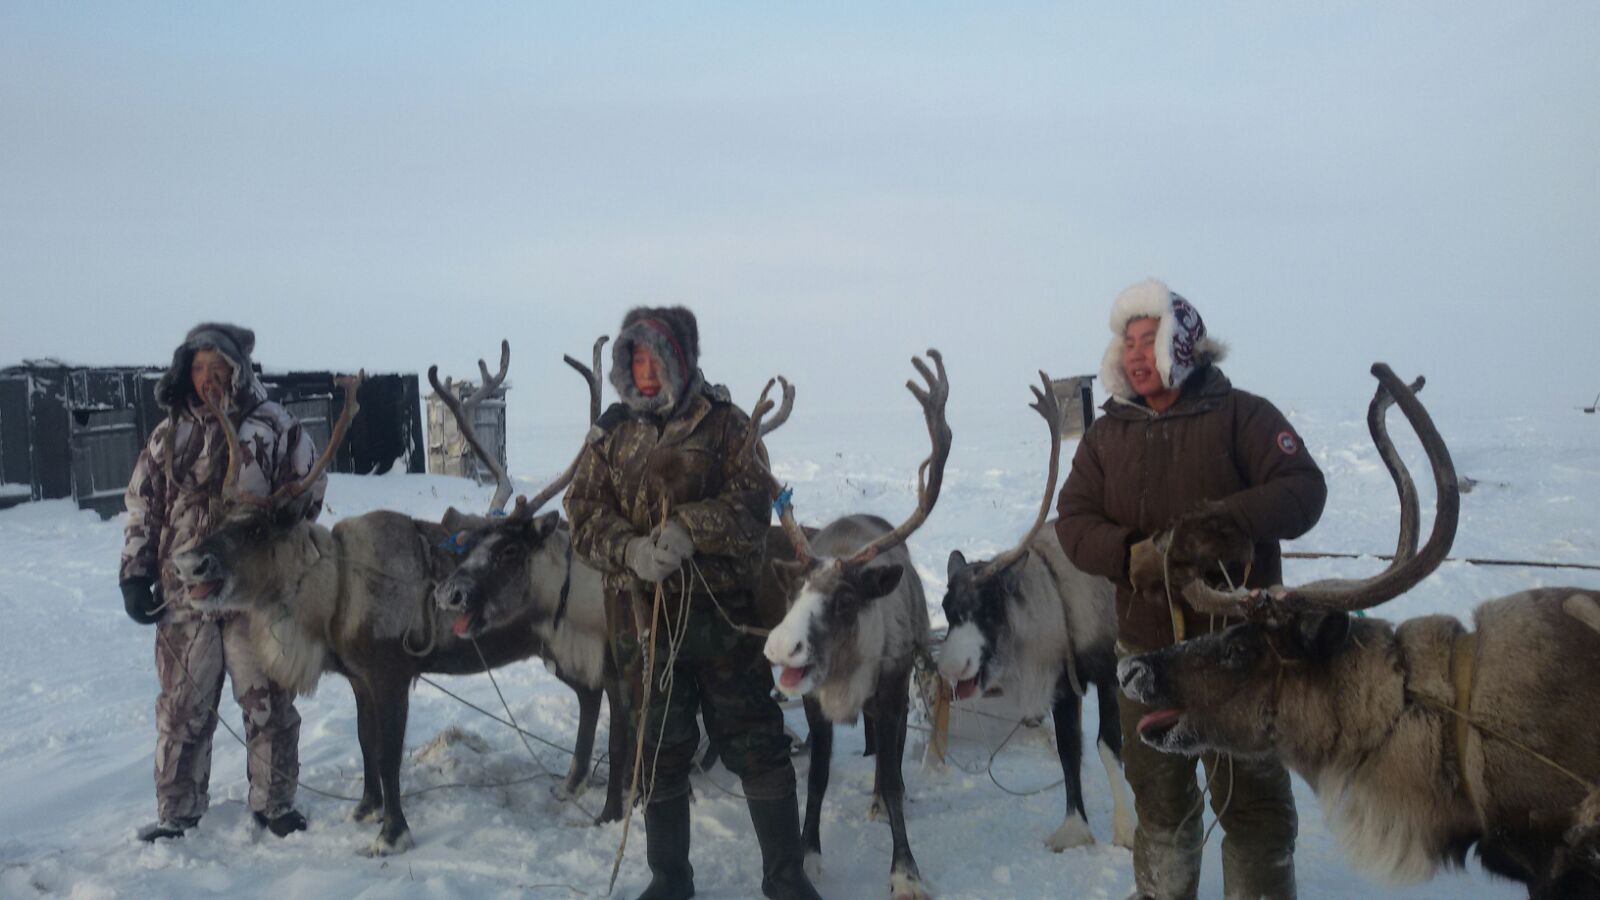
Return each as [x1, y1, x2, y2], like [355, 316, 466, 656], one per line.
[425, 379, 509, 486]
[0, 360, 424, 517]
[1050, 375, 1096, 440]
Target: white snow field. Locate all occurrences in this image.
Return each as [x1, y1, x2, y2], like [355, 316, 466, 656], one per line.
[2, 395, 1596, 899]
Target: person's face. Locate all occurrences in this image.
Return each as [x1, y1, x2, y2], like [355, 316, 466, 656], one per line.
[631, 344, 663, 397]
[1121, 317, 1166, 399]
[190, 349, 233, 404]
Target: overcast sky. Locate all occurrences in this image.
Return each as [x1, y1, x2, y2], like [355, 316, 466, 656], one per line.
[4, 3, 1597, 423]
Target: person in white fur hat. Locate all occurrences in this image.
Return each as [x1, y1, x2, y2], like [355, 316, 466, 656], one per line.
[1056, 279, 1327, 900]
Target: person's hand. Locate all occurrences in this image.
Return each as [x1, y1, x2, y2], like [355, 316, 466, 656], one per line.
[1128, 537, 1166, 592]
[121, 576, 165, 625]
[652, 520, 694, 561]
[626, 536, 686, 582]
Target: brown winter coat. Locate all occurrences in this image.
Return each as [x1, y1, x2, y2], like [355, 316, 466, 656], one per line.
[564, 387, 771, 609]
[1055, 366, 1326, 650]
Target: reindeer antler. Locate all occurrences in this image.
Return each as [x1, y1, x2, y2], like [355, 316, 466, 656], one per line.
[1186, 363, 1457, 617]
[977, 371, 1063, 579]
[208, 371, 364, 508]
[744, 376, 814, 563]
[514, 336, 610, 517]
[842, 349, 952, 567]
[429, 340, 513, 514]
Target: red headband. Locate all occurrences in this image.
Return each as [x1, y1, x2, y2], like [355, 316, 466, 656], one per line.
[634, 317, 690, 377]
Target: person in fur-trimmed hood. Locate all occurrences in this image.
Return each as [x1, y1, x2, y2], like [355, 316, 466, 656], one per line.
[566, 306, 821, 900]
[120, 322, 324, 843]
[1056, 280, 1326, 900]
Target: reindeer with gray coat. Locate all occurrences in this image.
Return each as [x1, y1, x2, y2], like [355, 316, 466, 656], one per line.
[1119, 363, 1600, 899]
[937, 372, 1134, 853]
[759, 352, 949, 900]
[170, 342, 617, 855]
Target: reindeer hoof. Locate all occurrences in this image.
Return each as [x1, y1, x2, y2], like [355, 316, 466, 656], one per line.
[868, 795, 886, 822]
[552, 779, 588, 803]
[804, 850, 824, 879]
[361, 828, 414, 857]
[890, 869, 930, 900]
[1044, 815, 1095, 852]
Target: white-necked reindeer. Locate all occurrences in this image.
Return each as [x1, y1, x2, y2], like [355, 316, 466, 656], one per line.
[937, 372, 1134, 852]
[758, 352, 950, 900]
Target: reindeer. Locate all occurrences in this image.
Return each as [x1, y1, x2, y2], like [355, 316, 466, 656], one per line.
[756, 352, 949, 900]
[429, 376, 802, 804]
[1117, 363, 1600, 899]
[170, 341, 612, 855]
[937, 372, 1134, 853]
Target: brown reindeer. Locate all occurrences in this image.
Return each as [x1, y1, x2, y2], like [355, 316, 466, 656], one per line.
[171, 341, 612, 855]
[758, 352, 950, 900]
[1118, 363, 1600, 899]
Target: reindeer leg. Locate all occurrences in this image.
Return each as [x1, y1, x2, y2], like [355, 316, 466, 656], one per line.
[557, 677, 600, 802]
[1045, 671, 1094, 852]
[1090, 651, 1136, 849]
[595, 676, 627, 825]
[875, 673, 927, 900]
[350, 680, 384, 824]
[801, 695, 832, 879]
[366, 671, 414, 856]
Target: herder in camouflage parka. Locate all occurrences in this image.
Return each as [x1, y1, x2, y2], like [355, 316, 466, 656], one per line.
[565, 307, 821, 900]
[119, 323, 325, 842]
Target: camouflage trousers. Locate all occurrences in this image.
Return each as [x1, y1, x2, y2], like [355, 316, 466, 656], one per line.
[1117, 666, 1297, 900]
[153, 614, 301, 821]
[610, 587, 795, 805]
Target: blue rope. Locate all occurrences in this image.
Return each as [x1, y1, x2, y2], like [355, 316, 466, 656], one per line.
[439, 531, 471, 556]
[772, 486, 794, 517]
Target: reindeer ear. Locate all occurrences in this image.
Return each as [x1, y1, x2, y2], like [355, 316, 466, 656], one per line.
[529, 511, 560, 542]
[272, 493, 315, 529]
[947, 550, 968, 578]
[994, 550, 1030, 587]
[772, 558, 810, 595]
[1290, 609, 1351, 660]
[855, 563, 904, 601]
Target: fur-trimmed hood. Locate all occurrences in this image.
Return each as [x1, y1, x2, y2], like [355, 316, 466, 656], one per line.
[1098, 279, 1228, 403]
[155, 321, 268, 411]
[608, 306, 705, 416]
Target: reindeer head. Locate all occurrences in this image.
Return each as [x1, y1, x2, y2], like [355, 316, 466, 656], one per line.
[172, 373, 363, 614]
[433, 506, 562, 639]
[1120, 364, 1456, 759]
[755, 352, 952, 698]
[427, 336, 606, 639]
[1117, 610, 1354, 757]
[938, 371, 1063, 701]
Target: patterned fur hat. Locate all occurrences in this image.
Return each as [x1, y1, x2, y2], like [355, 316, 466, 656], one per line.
[608, 306, 704, 414]
[155, 321, 260, 409]
[1099, 279, 1227, 402]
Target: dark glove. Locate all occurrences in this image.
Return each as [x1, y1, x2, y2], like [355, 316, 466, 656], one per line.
[121, 576, 164, 625]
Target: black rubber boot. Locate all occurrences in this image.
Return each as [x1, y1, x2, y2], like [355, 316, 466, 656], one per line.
[748, 794, 823, 900]
[636, 794, 695, 900]
[253, 808, 308, 837]
[137, 816, 199, 842]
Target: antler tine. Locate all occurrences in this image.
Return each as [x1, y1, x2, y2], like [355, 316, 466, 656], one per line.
[519, 337, 613, 516]
[738, 376, 814, 563]
[429, 344, 515, 515]
[843, 349, 952, 567]
[978, 371, 1064, 579]
[742, 378, 779, 462]
[1370, 375, 1424, 567]
[562, 335, 609, 426]
[274, 371, 364, 503]
[758, 377, 795, 437]
[201, 388, 272, 509]
[1184, 364, 1458, 618]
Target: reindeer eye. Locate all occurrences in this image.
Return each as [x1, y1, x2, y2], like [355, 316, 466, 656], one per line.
[497, 543, 522, 561]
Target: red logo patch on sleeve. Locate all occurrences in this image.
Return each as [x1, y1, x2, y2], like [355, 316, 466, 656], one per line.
[1276, 431, 1300, 455]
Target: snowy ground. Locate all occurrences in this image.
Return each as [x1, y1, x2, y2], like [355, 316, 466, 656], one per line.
[2, 395, 1596, 899]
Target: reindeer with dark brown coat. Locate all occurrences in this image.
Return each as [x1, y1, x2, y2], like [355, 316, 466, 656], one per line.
[1119, 363, 1600, 899]
[170, 343, 618, 855]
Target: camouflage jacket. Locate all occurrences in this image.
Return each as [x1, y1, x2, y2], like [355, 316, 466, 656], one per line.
[121, 379, 325, 621]
[564, 387, 771, 607]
